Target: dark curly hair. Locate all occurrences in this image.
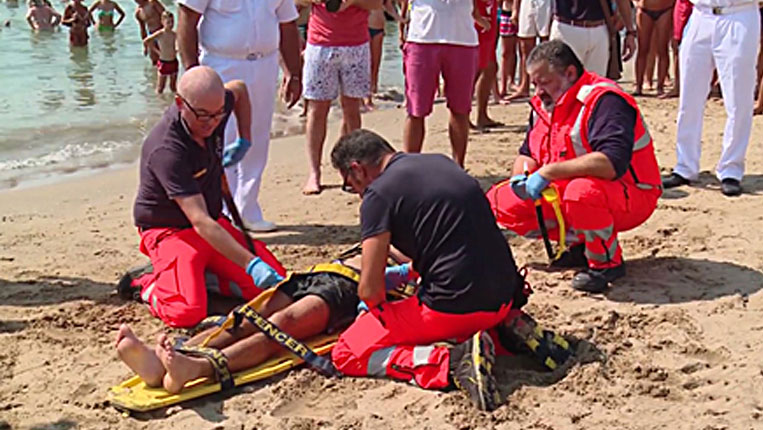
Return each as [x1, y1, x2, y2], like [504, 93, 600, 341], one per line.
[330, 129, 396, 174]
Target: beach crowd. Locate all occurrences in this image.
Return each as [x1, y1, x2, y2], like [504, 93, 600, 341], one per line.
[13, 0, 763, 414]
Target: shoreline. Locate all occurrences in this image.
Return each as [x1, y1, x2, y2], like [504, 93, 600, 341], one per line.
[0, 91, 406, 193]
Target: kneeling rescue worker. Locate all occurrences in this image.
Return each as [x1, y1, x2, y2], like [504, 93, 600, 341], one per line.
[487, 41, 661, 293]
[328, 129, 527, 411]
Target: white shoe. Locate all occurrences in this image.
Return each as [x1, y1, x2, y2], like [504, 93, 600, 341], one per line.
[242, 219, 278, 233]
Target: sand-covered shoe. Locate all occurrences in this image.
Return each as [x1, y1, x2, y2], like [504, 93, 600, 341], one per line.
[448, 331, 502, 411]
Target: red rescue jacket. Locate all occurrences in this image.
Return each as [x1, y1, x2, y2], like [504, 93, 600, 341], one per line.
[527, 71, 662, 193]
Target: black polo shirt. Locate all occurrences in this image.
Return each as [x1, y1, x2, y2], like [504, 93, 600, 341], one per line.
[554, 0, 610, 21]
[133, 91, 234, 229]
[360, 153, 519, 314]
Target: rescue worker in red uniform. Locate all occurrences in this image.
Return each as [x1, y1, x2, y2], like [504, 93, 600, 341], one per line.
[487, 41, 661, 293]
[328, 129, 525, 411]
[123, 67, 286, 328]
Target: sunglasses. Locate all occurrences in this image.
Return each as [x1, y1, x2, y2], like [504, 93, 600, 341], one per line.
[178, 96, 226, 122]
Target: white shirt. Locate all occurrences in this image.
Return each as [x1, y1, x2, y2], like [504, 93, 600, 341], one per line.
[180, 0, 299, 58]
[406, 0, 478, 46]
[690, 0, 758, 8]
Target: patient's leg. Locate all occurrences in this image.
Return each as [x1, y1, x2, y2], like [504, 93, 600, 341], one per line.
[158, 295, 331, 393]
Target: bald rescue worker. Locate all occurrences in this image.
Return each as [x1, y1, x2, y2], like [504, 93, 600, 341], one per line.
[125, 67, 287, 328]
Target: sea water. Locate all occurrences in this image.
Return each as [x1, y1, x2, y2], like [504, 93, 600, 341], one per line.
[0, 0, 405, 189]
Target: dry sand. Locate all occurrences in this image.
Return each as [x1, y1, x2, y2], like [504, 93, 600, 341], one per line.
[2, 84, 763, 430]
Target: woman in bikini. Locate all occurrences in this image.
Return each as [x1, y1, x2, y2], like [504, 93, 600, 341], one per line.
[634, 0, 675, 96]
[88, 0, 125, 32]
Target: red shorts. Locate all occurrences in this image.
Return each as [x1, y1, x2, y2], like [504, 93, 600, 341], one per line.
[135, 217, 286, 328]
[673, 0, 694, 42]
[331, 296, 514, 389]
[403, 42, 478, 117]
[157, 59, 179, 76]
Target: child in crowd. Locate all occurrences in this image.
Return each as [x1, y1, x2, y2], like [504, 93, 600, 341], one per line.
[498, 0, 518, 99]
[135, 0, 165, 63]
[143, 11, 178, 94]
[62, 0, 92, 46]
[88, 0, 125, 32]
[26, 0, 61, 31]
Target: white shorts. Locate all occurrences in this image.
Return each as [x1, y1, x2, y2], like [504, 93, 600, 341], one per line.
[303, 42, 371, 101]
[517, 0, 551, 38]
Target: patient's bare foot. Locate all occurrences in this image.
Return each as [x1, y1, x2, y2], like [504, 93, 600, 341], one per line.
[115, 324, 165, 387]
[156, 334, 213, 394]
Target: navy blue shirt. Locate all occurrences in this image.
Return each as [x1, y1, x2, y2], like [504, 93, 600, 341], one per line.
[520, 93, 636, 179]
[133, 91, 234, 229]
[554, 0, 610, 21]
[360, 153, 518, 314]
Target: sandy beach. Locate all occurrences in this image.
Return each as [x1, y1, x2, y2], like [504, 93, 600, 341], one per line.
[2, 88, 763, 430]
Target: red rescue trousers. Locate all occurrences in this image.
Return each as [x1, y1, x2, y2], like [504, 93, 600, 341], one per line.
[486, 177, 659, 269]
[135, 217, 286, 328]
[331, 296, 514, 389]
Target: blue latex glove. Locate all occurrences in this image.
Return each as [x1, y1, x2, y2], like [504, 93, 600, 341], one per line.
[246, 257, 284, 288]
[384, 263, 412, 290]
[357, 300, 369, 314]
[526, 171, 551, 201]
[509, 174, 530, 200]
[222, 137, 251, 167]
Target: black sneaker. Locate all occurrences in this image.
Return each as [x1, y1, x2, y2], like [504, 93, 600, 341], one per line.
[550, 244, 587, 268]
[571, 264, 626, 293]
[116, 262, 154, 302]
[720, 178, 742, 197]
[662, 173, 690, 189]
[497, 312, 573, 370]
[448, 331, 502, 411]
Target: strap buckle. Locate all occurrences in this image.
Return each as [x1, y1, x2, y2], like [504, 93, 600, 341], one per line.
[246, 52, 264, 61]
[712, 6, 723, 15]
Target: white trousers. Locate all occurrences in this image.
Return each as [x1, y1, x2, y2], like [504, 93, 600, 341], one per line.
[550, 20, 609, 76]
[674, 7, 760, 181]
[201, 52, 280, 223]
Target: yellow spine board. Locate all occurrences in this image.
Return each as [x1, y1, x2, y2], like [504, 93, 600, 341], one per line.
[108, 263, 359, 413]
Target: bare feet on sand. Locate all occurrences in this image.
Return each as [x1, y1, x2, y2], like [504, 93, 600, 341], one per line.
[505, 89, 529, 101]
[658, 87, 679, 99]
[115, 324, 165, 387]
[473, 118, 504, 131]
[302, 174, 322, 195]
[156, 333, 212, 394]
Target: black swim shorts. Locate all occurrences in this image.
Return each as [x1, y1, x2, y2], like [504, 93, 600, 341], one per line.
[277, 272, 360, 333]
